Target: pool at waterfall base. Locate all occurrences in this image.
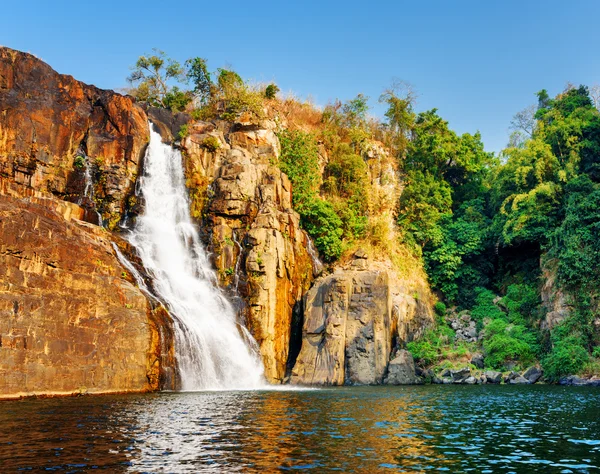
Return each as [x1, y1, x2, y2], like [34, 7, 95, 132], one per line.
[1, 385, 599, 472]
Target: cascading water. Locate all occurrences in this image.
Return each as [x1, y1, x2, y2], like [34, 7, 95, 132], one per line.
[126, 123, 265, 390]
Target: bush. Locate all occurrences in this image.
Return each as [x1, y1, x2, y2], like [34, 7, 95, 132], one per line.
[265, 83, 280, 99]
[177, 124, 189, 141]
[202, 136, 221, 152]
[542, 334, 590, 381]
[73, 155, 86, 170]
[470, 288, 505, 323]
[299, 198, 343, 261]
[482, 319, 538, 369]
[278, 130, 344, 261]
[407, 338, 438, 366]
[407, 326, 456, 367]
[434, 301, 447, 318]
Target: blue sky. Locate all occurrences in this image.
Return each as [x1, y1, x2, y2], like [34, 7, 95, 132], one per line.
[2, 0, 599, 152]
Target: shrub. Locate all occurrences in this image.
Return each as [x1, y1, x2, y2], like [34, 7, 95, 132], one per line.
[470, 288, 505, 323]
[177, 124, 189, 141]
[299, 198, 343, 261]
[542, 334, 589, 381]
[73, 155, 86, 170]
[482, 319, 538, 369]
[278, 130, 344, 261]
[434, 301, 447, 318]
[265, 83, 280, 99]
[202, 136, 221, 152]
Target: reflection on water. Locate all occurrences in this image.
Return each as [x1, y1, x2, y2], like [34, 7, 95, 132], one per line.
[0, 386, 599, 472]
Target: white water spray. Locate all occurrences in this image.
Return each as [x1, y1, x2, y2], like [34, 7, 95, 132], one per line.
[126, 124, 265, 390]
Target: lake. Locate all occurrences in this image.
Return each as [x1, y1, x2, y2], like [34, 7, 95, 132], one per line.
[0, 385, 599, 472]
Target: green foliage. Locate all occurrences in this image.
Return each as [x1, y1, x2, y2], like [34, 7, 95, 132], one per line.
[177, 124, 189, 141]
[434, 301, 447, 318]
[407, 326, 456, 367]
[265, 83, 280, 99]
[73, 155, 85, 170]
[324, 143, 370, 240]
[202, 136, 221, 152]
[553, 176, 600, 291]
[128, 49, 186, 108]
[163, 86, 192, 112]
[278, 130, 322, 206]
[542, 330, 589, 381]
[185, 57, 212, 105]
[482, 318, 539, 369]
[278, 130, 343, 261]
[299, 198, 344, 261]
[470, 288, 505, 323]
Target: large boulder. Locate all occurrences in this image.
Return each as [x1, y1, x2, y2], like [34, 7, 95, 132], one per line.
[290, 269, 393, 385]
[523, 366, 542, 384]
[384, 350, 422, 385]
[484, 370, 503, 384]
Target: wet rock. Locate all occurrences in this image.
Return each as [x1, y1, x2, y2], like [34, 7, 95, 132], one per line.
[559, 376, 596, 386]
[182, 120, 314, 383]
[484, 370, 502, 384]
[523, 366, 542, 384]
[471, 353, 485, 369]
[464, 376, 477, 385]
[451, 367, 471, 382]
[509, 376, 531, 385]
[383, 350, 422, 385]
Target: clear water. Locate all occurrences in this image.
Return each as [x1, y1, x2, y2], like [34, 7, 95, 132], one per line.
[1, 386, 598, 472]
[125, 124, 264, 390]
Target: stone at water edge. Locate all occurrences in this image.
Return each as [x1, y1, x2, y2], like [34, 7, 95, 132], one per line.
[523, 366, 542, 384]
[509, 376, 531, 384]
[484, 370, 503, 384]
[383, 350, 423, 385]
[450, 367, 471, 383]
[464, 376, 478, 385]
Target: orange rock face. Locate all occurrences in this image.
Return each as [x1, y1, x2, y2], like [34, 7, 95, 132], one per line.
[0, 47, 148, 228]
[0, 193, 164, 398]
[0, 47, 175, 399]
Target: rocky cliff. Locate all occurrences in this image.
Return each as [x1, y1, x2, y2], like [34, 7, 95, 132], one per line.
[0, 46, 436, 396]
[0, 47, 174, 398]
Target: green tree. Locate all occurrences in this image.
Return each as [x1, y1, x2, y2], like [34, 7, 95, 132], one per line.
[128, 49, 187, 108]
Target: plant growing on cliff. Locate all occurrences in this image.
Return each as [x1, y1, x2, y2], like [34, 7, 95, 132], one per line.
[278, 129, 344, 261]
[202, 136, 221, 152]
[73, 155, 85, 170]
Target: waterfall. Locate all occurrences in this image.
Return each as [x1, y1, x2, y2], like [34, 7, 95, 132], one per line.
[126, 123, 265, 390]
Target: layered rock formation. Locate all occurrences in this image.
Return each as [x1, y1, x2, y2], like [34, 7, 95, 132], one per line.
[180, 118, 315, 383]
[0, 47, 174, 398]
[0, 190, 174, 398]
[0, 46, 437, 396]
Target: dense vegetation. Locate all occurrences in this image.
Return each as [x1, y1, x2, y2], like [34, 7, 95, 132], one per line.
[402, 86, 600, 379]
[127, 51, 600, 379]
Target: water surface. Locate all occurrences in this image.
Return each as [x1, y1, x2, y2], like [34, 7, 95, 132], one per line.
[1, 385, 598, 472]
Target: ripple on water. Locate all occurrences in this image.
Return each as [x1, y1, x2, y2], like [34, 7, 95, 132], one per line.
[0, 385, 598, 472]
